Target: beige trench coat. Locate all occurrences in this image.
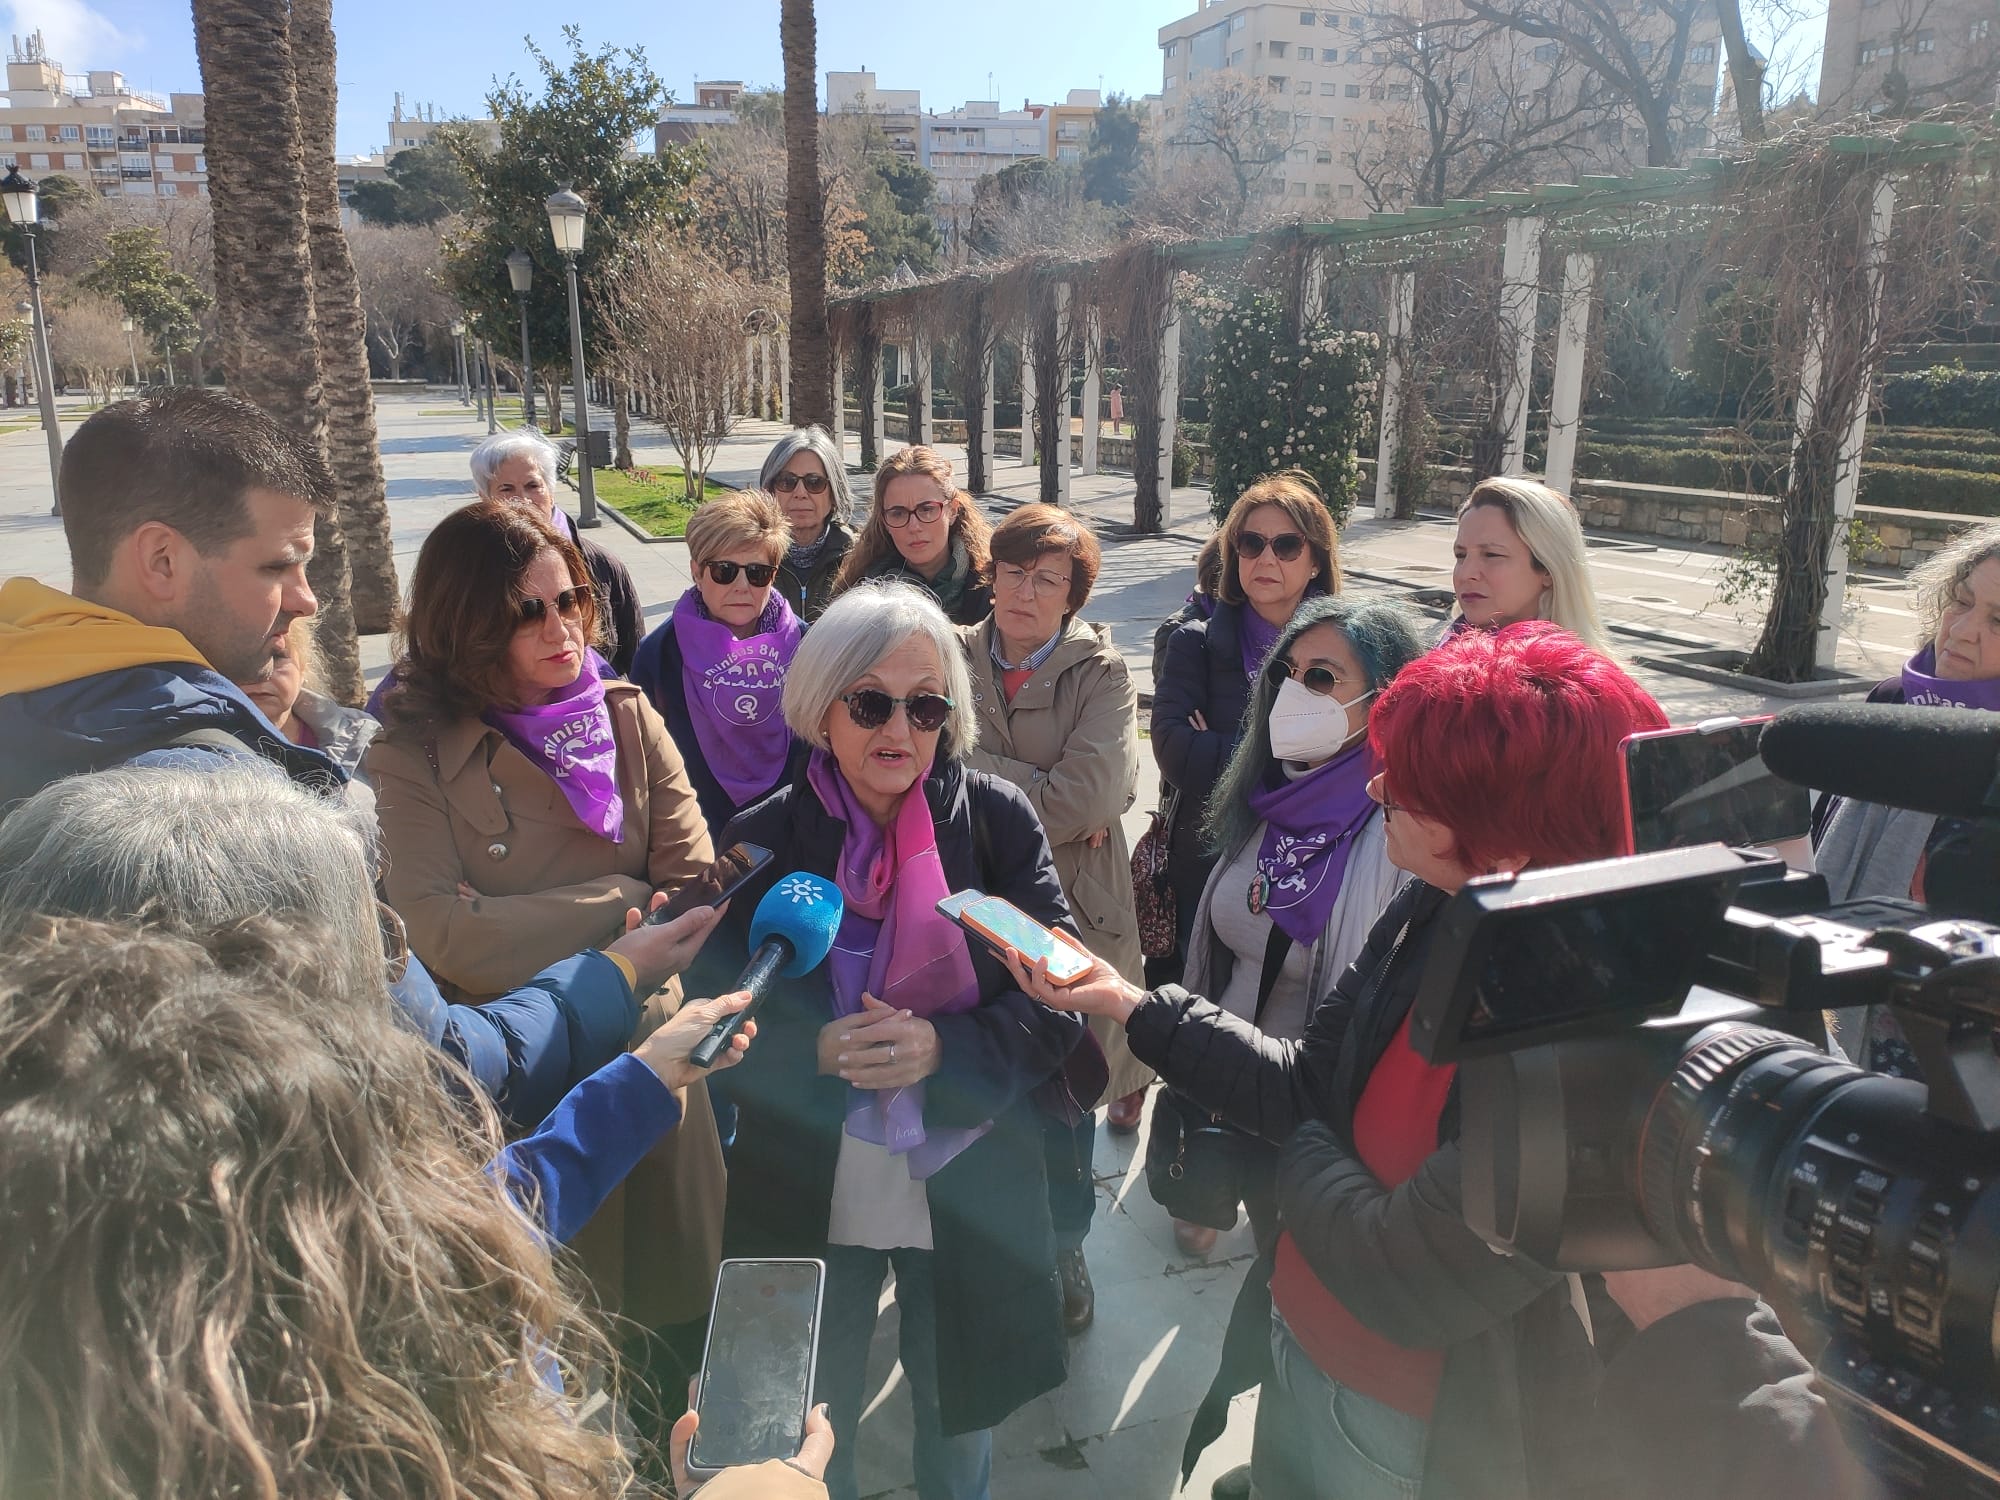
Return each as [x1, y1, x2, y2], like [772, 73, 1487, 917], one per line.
[367, 680, 725, 1330]
[959, 616, 1155, 1101]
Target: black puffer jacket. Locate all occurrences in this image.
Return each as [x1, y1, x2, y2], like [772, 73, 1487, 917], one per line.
[1149, 600, 1254, 946]
[1128, 880, 1603, 1500]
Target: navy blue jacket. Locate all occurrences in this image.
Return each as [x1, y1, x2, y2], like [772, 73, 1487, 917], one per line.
[1149, 600, 1255, 933]
[500, 1052, 684, 1243]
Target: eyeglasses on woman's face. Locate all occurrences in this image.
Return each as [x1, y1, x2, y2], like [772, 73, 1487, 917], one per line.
[703, 559, 777, 587]
[1236, 529, 1307, 562]
[883, 499, 946, 529]
[772, 470, 830, 496]
[514, 586, 588, 630]
[1265, 654, 1359, 698]
[995, 561, 1073, 599]
[839, 689, 954, 733]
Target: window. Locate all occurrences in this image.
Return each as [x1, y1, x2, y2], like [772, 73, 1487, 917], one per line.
[1166, 39, 1179, 56]
[1367, 118, 1379, 132]
[1534, 42, 1558, 61]
[0, 126, 11, 141]
[1164, 74, 1179, 90]
[1231, 48, 1246, 65]
[161, 181, 178, 196]
[1296, 77, 1313, 92]
[1688, 42, 1716, 62]
[63, 153, 82, 169]
[1268, 74, 1289, 90]
[1316, 181, 1332, 197]
[1230, 12, 1247, 30]
[86, 124, 114, 145]
[1347, 46, 1362, 60]
[195, 155, 207, 172]
[1684, 83, 1711, 107]
[1349, 14, 1364, 28]
[1346, 82, 1361, 96]
[1300, 9, 1316, 21]
[1316, 147, 1333, 163]
[24, 124, 45, 141]
[1291, 180, 1307, 197]
[0, 154, 13, 169]
[1597, 120, 1623, 142]
[1298, 46, 1313, 59]
[1369, 84, 1385, 98]
[1634, 40, 1654, 60]
[1372, 49, 1387, 62]
[1320, 114, 1338, 132]
[1388, 83, 1410, 99]
[29, 153, 49, 169]
[1339, 182, 1355, 197]
[1270, 39, 1288, 57]
[1858, 39, 1882, 62]
[57, 124, 79, 141]
[1291, 143, 1309, 159]
[1972, 18, 1991, 40]
[1913, 29, 1935, 51]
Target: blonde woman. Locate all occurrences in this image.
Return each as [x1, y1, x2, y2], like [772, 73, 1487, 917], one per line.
[832, 445, 994, 625]
[632, 491, 806, 837]
[237, 615, 380, 779]
[1450, 477, 1611, 653]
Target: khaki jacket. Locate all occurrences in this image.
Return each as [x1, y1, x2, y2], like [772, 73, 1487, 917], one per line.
[367, 681, 724, 1329]
[959, 616, 1155, 1101]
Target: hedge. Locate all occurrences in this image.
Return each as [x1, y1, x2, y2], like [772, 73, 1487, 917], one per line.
[1880, 367, 2000, 430]
[1859, 465, 2000, 516]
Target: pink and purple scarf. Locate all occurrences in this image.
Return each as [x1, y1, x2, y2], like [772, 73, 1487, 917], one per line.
[673, 588, 803, 806]
[808, 749, 987, 1178]
[483, 649, 625, 842]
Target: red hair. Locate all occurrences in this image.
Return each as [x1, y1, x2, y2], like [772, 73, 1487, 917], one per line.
[1369, 622, 1666, 874]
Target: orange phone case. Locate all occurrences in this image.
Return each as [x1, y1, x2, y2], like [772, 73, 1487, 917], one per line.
[958, 902, 1094, 986]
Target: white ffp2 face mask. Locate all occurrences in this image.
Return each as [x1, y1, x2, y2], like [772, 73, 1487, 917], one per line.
[1267, 675, 1374, 764]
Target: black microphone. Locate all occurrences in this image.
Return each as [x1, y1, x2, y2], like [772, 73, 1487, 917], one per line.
[1759, 702, 2000, 820]
[687, 872, 845, 1069]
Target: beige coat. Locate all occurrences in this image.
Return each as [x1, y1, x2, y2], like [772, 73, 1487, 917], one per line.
[959, 616, 1155, 1101]
[367, 681, 724, 1330]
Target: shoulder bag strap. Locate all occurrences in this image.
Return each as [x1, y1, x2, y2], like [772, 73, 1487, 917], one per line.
[1251, 922, 1293, 1029]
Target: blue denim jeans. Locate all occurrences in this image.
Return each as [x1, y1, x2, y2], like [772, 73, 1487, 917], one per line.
[817, 1245, 993, 1500]
[1269, 1310, 1429, 1500]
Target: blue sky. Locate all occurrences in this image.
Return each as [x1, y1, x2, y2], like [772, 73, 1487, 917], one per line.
[3, 0, 1194, 156]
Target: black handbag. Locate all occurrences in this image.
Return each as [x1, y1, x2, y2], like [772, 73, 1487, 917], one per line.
[1143, 925, 1292, 1231]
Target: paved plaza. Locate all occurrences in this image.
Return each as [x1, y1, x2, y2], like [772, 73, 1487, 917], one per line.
[0, 390, 1904, 1497]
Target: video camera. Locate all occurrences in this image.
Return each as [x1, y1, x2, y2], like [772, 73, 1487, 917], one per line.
[1410, 703, 2000, 1496]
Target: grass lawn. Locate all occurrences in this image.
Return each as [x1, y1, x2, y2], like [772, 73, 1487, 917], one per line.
[421, 400, 530, 419]
[0, 420, 39, 436]
[593, 465, 733, 537]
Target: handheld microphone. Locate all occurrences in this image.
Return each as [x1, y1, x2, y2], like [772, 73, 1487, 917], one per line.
[1759, 702, 2000, 820]
[689, 872, 844, 1069]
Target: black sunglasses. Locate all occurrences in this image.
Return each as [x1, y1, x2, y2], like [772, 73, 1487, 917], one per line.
[772, 471, 831, 495]
[1265, 655, 1346, 697]
[515, 586, 588, 628]
[1236, 530, 1307, 562]
[840, 689, 954, 733]
[705, 559, 777, 587]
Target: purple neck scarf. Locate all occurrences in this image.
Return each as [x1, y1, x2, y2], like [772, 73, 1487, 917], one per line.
[1902, 644, 2000, 712]
[483, 650, 625, 842]
[673, 589, 803, 806]
[1237, 587, 1327, 678]
[807, 749, 987, 1178]
[1246, 740, 1380, 947]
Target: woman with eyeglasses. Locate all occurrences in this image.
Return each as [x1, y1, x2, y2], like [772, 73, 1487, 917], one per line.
[831, 445, 994, 625]
[632, 491, 808, 839]
[684, 580, 1090, 1500]
[1013, 625, 1669, 1500]
[763, 425, 858, 622]
[1149, 474, 1338, 1147]
[955, 504, 1152, 1337]
[367, 498, 728, 1443]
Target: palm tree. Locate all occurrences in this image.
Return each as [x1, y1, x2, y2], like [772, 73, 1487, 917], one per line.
[190, 0, 363, 702]
[292, 0, 399, 635]
[780, 0, 832, 430]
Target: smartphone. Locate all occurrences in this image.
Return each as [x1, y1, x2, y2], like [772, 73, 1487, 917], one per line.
[687, 1258, 826, 1479]
[1620, 717, 1811, 856]
[644, 842, 773, 927]
[935, 890, 1095, 985]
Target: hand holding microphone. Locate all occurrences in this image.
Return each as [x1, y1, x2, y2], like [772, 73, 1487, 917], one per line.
[689, 873, 846, 1070]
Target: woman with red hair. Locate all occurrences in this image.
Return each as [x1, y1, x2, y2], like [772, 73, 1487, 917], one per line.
[1013, 623, 1667, 1500]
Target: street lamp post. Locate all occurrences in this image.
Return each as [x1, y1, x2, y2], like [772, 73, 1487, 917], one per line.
[121, 315, 140, 389]
[545, 185, 598, 529]
[449, 318, 469, 406]
[482, 338, 499, 434]
[505, 247, 537, 430]
[2, 167, 66, 516]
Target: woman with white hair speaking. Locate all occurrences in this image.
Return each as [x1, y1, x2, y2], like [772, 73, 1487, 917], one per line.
[684, 580, 1091, 1500]
[471, 429, 646, 675]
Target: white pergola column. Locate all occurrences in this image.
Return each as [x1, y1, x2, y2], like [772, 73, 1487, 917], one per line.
[1498, 216, 1544, 474]
[868, 346, 886, 458]
[779, 335, 792, 424]
[1079, 304, 1103, 477]
[831, 348, 846, 444]
[759, 333, 775, 420]
[1052, 283, 1072, 506]
[1157, 300, 1182, 522]
[1543, 252, 1596, 496]
[1020, 329, 1038, 468]
[1374, 270, 1415, 519]
[978, 342, 996, 490]
[913, 335, 935, 446]
[1303, 246, 1327, 324]
[743, 335, 757, 415]
[1805, 176, 1897, 671]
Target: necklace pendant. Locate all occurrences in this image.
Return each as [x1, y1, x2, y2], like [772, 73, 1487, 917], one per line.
[1247, 872, 1269, 916]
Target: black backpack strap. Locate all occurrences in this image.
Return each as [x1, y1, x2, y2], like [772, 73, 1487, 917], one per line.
[1251, 922, 1293, 1029]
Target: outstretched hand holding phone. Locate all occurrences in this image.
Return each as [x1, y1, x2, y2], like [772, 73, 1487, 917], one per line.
[1002, 949, 1146, 1026]
[670, 1396, 835, 1496]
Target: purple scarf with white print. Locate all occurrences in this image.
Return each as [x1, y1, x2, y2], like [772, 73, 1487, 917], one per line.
[482, 650, 625, 842]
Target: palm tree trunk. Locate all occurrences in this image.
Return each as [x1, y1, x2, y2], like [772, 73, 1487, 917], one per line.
[292, 0, 399, 635]
[613, 379, 633, 468]
[192, 0, 362, 704]
[781, 0, 832, 429]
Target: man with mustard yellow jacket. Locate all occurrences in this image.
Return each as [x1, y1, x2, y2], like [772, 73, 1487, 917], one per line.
[0, 387, 341, 802]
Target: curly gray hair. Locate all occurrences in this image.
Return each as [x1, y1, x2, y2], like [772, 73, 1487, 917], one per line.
[1911, 520, 2000, 646]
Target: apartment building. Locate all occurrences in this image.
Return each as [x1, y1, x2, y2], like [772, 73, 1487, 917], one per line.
[923, 101, 1049, 210]
[0, 33, 204, 199]
[1156, 0, 1722, 216]
[1819, 0, 1998, 116]
[827, 70, 923, 160]
[385, 95, 500, 159]
[1047, 88, 1103, 163]
[656, 80, 746, 149]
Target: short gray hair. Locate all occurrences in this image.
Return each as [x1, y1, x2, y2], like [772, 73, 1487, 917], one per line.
[0, 762, 386, 1003]
[760, 426, 854, 526]
[783, 580, 977, 758]
[1912, 519, 2000, 646]
[470, 430, 559, 498]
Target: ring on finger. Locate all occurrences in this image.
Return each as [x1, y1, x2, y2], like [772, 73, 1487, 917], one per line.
[888, 1043, 897, 1062]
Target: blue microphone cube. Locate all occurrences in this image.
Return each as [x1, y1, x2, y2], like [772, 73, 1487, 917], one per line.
[749, 873, 845, 977]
